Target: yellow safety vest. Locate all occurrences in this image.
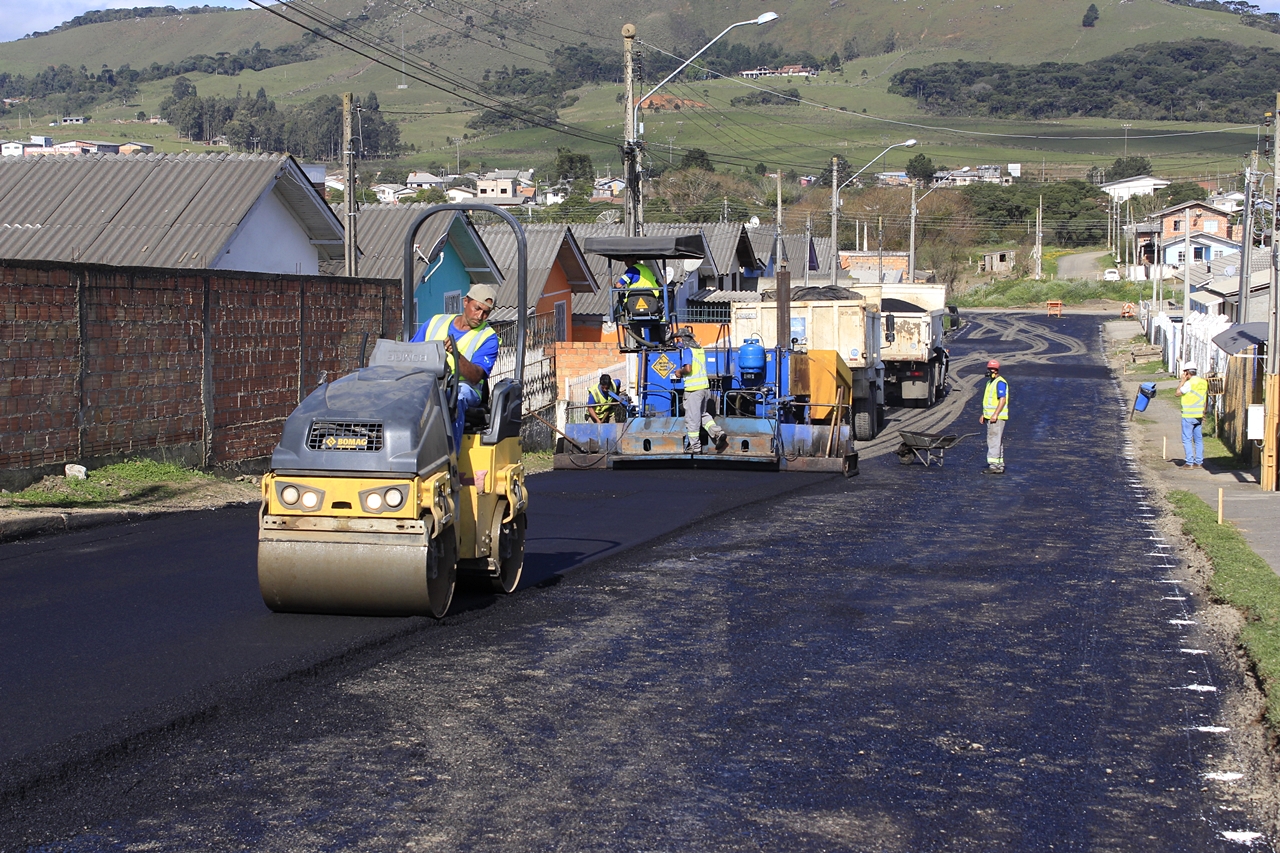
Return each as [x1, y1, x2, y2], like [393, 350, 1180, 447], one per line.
[983, 375, 1009, 420]
[588, 382, 620, 419]
[423, 314, 497, 376]
[1180, 376, 1208, 418]
[683, 347, 710, 392]
[623, 262, 658, 290]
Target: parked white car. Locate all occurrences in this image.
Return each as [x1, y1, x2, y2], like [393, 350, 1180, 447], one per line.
[1103, 268, 1122, 281]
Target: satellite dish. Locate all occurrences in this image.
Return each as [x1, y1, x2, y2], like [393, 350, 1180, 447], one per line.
[595, 209, 620, 224]
[683, 258, 702, 272]
[665, 266, 677, 283]
[748, 216, 761, 228]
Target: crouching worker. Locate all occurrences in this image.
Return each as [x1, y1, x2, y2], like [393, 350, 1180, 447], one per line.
[587, 373, 630, 424]
[412, 284, 499, 448]
[672, 328, 727, 453]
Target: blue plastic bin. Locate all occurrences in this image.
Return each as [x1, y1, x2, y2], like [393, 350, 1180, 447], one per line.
[1133, 382, 1157, 413]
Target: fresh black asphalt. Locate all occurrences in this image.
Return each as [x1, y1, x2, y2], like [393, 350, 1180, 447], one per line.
[0, 313, 1272, 851]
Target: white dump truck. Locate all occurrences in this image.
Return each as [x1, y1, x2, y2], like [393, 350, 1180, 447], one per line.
[729, 288, 886, 440]
[878, 283, 949, 407]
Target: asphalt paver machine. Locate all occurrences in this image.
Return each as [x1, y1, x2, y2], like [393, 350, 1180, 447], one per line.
[556, 236, 857, 475]
[257, 204, 529, 617]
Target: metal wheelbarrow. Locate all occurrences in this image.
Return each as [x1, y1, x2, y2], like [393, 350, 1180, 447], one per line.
[896, 430, 978, 467]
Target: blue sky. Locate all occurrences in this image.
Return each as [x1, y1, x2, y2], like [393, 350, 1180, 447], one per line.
[0, 2, 256, 44]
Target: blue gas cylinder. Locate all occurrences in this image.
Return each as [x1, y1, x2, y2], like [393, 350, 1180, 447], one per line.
[739, 337, 766, 371]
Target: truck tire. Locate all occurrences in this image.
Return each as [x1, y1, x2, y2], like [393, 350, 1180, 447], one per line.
[855, 409, 875, 441]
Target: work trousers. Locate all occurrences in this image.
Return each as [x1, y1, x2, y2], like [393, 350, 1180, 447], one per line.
[986, 418, 1006, 469]
[1181, 417, 1204, 466]
[684, 388, 724, 451]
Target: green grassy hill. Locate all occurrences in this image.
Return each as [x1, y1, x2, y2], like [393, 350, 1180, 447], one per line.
[0, 0, 1273, 178]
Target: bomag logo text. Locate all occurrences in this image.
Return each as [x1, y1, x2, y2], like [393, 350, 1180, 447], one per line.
[324, 436, 369, 449]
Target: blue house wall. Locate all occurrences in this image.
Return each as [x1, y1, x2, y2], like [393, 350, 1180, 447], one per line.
[413, 242, 472, 329]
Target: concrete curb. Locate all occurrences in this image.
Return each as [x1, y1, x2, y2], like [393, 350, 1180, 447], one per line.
[0, 502, 258, 545]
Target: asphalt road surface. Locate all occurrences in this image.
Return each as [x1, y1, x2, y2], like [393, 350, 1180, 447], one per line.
[1, 312, 1272, 851]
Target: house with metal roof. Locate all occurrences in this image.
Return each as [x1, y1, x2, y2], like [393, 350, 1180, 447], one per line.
[0, 152, 344, 274]
[327, 204, 501, 333]
[477, 223, 597, 338]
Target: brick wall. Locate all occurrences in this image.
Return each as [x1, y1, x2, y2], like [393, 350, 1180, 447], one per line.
[0, 260, 392, 488]
[552, 341, 623, 393]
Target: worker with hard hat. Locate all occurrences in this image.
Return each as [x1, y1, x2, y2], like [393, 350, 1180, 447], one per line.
[614, 256, 666, 346]
[672, 328, 728, 453]
[1175, 364, 1209, 469]
[979, 359, 1009, 474]
[411, 283, 500, 449]
[586, 373, 630, 424]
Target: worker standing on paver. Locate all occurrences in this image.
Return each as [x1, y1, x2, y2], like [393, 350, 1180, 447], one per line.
[586, 373, 630, 424]
[980, 359, 1009, 474]
[1175, 364, 1209, 469]
[673, 328, 728, 453]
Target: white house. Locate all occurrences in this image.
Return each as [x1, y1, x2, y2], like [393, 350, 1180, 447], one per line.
[406, 170, 447, 190]
[445, 186, 477, 203]
[1158, 232, 1240, 267]
[371, 183, 408, 205]
[1100, 175, 1171, 203]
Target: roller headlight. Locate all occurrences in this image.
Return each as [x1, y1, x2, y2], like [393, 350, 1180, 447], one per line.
[384, 488, 404, 508]
[301, 490, 320, 509]
[366, 492, 383, 510]
[281, 485, 300, 506]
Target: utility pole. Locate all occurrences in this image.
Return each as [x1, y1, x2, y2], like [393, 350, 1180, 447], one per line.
[1264, 92, 1280, 491]
[1034, 197, 1043, 280]
[804, 214, 812, 287]
[343, 92, 358, 278]
[622, 24, 638, 237]
[1182, 208, 1191, 367]
[776, 169, 785, 278]
[1242, 151, 1257, 324]
[908, 183, 918, 285]
[877, 215, 884, 284]
[829, 157, 839, 287]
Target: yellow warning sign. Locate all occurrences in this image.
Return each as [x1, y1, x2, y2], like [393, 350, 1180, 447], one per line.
[634, 297, 649, 312]
[651, 353, 675, 378]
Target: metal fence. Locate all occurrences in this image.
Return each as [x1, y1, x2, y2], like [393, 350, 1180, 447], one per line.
[492, 312, 559, 450]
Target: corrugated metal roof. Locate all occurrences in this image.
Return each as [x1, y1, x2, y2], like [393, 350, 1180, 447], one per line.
[478, 223, 597, 322]
[327, 204, 502, 287]
[0, 152, 342, 268]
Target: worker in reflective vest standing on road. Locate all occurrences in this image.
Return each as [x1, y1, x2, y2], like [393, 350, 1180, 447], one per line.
[980, 359, 1009, 474]
[411, 284, 500, 449]
[673, 328, 727, 453]
[1175, 364, 1209, 469]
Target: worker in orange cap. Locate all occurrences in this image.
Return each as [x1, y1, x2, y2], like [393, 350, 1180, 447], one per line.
[979, 359, 1008, 474]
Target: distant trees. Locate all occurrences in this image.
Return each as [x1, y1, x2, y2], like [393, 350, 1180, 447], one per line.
[1082, 4, 1100, 26]
[1105, 156, 1152, 182]
[888, 39, 1280, 121]
[158, 86, 399, 158]
[905, 154, 937, 183]
[680, 148, 715, 172]
[962, 179, 1107, 246]
[1161, 182, 1209, 206]
[552, 148, 594, 183]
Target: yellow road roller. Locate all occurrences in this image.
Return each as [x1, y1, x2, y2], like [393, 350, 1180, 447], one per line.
[257, 204, 530, 617]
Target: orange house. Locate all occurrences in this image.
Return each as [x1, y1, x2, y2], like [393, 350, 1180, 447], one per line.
[1154, 200, 1234, 242]
[478, 223, 598, 341]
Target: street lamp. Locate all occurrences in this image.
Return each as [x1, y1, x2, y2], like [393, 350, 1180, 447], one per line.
[908, 166, 969, 285]
[829, 139, 917, 286]
[623, 12, 779, 236]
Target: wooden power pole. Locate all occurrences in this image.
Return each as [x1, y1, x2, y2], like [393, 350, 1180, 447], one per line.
[1263, 92, 1280, 491]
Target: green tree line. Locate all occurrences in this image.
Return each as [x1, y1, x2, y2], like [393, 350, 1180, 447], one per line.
[158, 79, 399, 159]
[888, 38, 1280, 122]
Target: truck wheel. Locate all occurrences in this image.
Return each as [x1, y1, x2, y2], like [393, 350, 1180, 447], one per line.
[427, 527, 458, 618]
[488, 504, 526, 594]
[855, 410, 875, 441]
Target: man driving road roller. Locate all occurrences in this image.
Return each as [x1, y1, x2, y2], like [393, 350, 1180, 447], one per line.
[412, 284, 500, 448]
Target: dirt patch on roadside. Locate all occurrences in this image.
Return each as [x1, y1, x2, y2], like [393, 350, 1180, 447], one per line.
[1107, 332, 1280, 838]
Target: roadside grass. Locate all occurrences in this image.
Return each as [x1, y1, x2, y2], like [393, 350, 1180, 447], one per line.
[1167, 489, 1280, 728]
[0, 459, 208, 509]
[524, 449, 554, 475]
[955, 277, 1146, 308]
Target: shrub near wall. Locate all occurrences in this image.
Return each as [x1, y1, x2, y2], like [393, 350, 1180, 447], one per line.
[0, 261, 393, 490]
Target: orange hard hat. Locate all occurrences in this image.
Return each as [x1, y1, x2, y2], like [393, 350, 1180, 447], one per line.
[987, 359, 1000, 370]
